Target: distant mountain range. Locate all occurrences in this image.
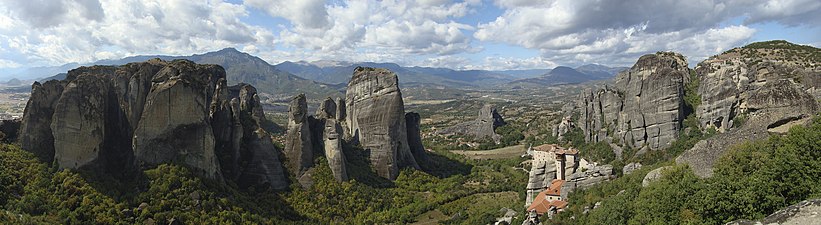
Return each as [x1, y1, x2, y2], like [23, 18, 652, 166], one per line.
[274, 61, 624, 87]
[507, 65, 628, 86]
[12, 48, 626, 97]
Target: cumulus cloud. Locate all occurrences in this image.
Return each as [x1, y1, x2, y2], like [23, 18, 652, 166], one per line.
[256, 0, 479, 56]
[245, 0, 330, 29]
[478, 0, 820, 66]
[0, 0, 273, 66]
[0, 0, 818, 72]
[0, 59, 21, 68]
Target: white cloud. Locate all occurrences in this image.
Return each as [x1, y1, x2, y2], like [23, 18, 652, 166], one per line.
[244, 0, 330, 29]
[260, 0, 479, 56]
[477, 0, 818, 66]
[0, 0, 273, 66]
[0, 59, 21, 68]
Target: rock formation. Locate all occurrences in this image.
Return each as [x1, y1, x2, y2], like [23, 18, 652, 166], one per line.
[344, 67, 420, 180]
[642, 166, 672, 187]
[284, 94, 314, 177]
[132, 61, 223, 179]
[322, 119, 348, 181]
[677, 79, 818, 178]
[674, 42, 820, 178]
[568, 52, 689, 151]
[281, 67, 427, 183]
[19, 80, 65, 162]
[437, 104, 507, 143]
[17, 59, 288, 189]
[726, 199, 821, 225]
[405, 112, 430, 165]
[696, 42, 821, 132]
[316, 97, 336, 119]
[526, 156, 557, 205]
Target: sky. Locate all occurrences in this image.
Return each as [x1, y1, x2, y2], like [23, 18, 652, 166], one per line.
[0, 0, 819, 76]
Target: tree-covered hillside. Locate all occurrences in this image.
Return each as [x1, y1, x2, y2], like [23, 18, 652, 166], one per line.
[0, 142, 529, 224]
[550, 115, 821, 225]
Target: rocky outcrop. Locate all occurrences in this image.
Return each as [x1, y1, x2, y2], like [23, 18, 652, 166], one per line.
[572, 52, 688, 150]
[18, 59, 288, 189]
[132, 61, 223, 179]
[284, 94, 314, 177]
[622, 162, 642, 175]
[345, 67, 420, 180]
[405, 112, 430, 165]
[281, 68, 428, 183]
[696, 42, 821, 132]
[437, 104, 507, 143]
[562, 164, 614, 195]
[677, 79, 818, 178]
[51, 74, 113, 169]
[322, 119, 348, 181]
[552, 116, 574, 140]
[316, 97, 336, 119]
[19, 80, 65, 162]
[726, 199, 821, 225]
[642, 166, 672, 187]
[526, 157, 557, 206]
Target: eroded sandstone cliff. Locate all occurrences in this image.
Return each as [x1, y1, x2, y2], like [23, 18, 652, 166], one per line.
[18, 59, 288, 189]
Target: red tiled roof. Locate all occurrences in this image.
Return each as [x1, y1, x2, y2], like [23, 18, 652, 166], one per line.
[546, 179, 565, 196]
[527, 194, 569, 215]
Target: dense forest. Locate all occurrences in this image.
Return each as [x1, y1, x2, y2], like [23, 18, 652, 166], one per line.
[0, 139, 529, 224]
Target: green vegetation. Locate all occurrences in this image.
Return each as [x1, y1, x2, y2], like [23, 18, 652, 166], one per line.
[684, 70, 701, 115]
[0, 142, 528, 224]
[551, 115, 821, 224]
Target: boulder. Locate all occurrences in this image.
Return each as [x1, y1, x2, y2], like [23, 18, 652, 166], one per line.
[726, 199, 821, 225]
[623, 162, 642, 175]
[642, 166, 672, 187]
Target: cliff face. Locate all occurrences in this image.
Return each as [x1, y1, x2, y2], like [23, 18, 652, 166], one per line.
[695, 42, 821, 132]
[675, 41, 820, 178]
[345, 67, 418, 180]
[284, 94, 314, 177]
[282, 67, 426, 183]
[437, 105, 506, 143]
[18, 59, 288, 190]
[574, 52, 689, 151]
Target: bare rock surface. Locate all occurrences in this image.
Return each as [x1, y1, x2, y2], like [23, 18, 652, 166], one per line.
[726, 199, 821, 225]
[437, 104, 506, 143]
[284, 94, 314, 177]
[677, 79, 818, 178]
[19, 80, 65, 162]
[571, 52, 688, 151]
[642, 166, 673, 187]
[344, 67, 417, 180]
[18, 59, 289, 189]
